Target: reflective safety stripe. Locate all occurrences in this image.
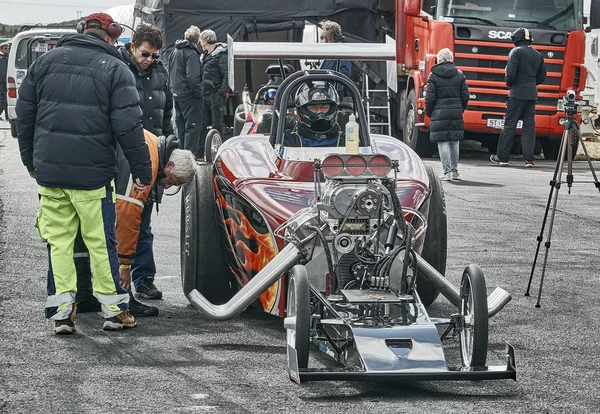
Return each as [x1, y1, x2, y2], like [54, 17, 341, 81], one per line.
[46, 292, 76, 320]
[96, 293, 130, 318]
[73, 252, 90, 258]
[116, 194, 144, 208]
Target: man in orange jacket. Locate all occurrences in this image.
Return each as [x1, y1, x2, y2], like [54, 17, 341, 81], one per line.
[75, 130, 197, 316]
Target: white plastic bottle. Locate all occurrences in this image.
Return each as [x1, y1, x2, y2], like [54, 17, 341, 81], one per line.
[345, 114, 359, 154]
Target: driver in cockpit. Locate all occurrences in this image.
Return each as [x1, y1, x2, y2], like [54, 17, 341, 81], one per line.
[284, 82, 345, 147]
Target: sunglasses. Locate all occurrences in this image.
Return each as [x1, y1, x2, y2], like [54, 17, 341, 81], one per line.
[140, 51, 159, 59]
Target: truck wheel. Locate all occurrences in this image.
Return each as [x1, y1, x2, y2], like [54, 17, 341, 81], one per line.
[180, 164, 234, 304]
[541, 136, 579, 161]
[404, 89, 435, 157]
[418, 165, 447, 306]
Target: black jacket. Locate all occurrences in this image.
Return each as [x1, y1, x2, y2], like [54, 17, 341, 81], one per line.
[200, 43, 228, 97]
[168, 39, 203, 100]
[118, 45, 174, 137]
[505, 42, 547, 100]
[425, 61, 469, 143]
[16, 33, 152, 189]
[0, 52, 7, 90]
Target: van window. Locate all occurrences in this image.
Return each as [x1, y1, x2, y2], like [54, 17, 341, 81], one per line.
[15, 37, 60, 69]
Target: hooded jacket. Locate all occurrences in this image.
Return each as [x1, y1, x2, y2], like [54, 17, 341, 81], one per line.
[16, 32, 151, 189]
[505, 41, 547, 100]
[425, 61, 469, 143]
[200, 43, 228, 97]
[320, 36, 352, 78]
[168, 39, 203, 100]
[118, 44, 174, 137]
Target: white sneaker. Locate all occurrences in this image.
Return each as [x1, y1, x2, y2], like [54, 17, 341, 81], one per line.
[451, 172, 460, 180]
[439, 173, 452, 181]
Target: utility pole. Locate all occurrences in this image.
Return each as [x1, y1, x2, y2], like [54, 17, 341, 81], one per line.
[77, 11, 82, 20]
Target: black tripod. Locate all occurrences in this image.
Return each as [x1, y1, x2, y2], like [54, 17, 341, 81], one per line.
[525, 96, 600, 307]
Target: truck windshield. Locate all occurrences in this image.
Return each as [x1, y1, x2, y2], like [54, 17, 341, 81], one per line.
[435, 0, 582, 31]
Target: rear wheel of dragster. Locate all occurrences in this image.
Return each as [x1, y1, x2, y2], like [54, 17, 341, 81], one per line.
[284, 264, 311, 373]
[418, 165, 447, 306]
[204, 128, 222, 163]
[459, 264, 489, 368]
[180, 163, 234, 304]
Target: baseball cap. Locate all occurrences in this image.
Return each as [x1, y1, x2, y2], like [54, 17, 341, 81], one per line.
[85, 12, 115, 31]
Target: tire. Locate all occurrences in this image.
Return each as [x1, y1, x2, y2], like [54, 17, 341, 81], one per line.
[233, 105, 246, 136]
[10, 119, 17, 138]
[285, 265, 311, 371]
[459, 264, 488, 368]
[403, 89, 435, 158]
[541, 135, 579, 161]
[180, 164, 234, 304]
[418, 165, 447, 306]
[204, 129, 222, 163]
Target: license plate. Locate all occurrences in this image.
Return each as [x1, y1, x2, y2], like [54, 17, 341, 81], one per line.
[487, 119, 523, 129]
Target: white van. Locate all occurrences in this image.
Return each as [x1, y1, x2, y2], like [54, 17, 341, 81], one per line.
[6, 28, 76, 137]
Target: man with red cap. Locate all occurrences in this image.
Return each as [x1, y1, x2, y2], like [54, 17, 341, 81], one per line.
[16, 12, 152, 334]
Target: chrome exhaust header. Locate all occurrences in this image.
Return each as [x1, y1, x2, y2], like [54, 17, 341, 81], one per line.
[414, 253, 512, 318]
[188, 243, 303, 320]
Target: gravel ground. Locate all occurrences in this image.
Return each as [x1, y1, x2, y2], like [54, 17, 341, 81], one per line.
[1, 120, 600, 413]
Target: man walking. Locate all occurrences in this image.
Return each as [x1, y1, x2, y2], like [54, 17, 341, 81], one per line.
[16, 12, 152, 334]
[169, 25, 203, 158]
[199, 29, 228, 157]
[0, 42, 10, 120]
[490, 27, 546, 167]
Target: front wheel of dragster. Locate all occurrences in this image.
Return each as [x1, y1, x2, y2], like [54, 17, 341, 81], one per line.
[459, 264, 489, 368]
[285, 264, 311, 374]
[204, 129, 222, 163]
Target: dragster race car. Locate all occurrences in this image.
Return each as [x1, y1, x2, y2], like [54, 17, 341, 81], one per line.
[180, 38, 516, 383]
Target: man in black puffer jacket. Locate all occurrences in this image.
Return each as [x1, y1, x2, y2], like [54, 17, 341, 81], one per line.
[199, 29, 228, 156]
[168, 25, 203, 157]
[425, 48, 469, 181]
[16, 12, 152, 334]
[491, 27, 546, 167]
[118, 25, 174, 137]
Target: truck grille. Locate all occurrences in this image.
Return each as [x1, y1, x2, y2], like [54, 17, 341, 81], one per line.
[455, 40, 563, 117]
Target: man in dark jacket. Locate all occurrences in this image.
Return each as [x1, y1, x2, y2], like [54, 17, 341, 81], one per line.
[76, 24, 175, 316]
[199, 29, 228, 157]
[168, 25, 203, 157]
[491, 27, 547, 167]
[16, 12, 152, 334]
[319, 21, 352, 78]
[425, 48, 469, 181]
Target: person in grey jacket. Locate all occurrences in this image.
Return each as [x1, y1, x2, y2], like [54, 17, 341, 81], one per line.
[425, 48, 469, 181]
[168, 25, 203, 157]
[199, 29, 228, 157]
[491, 27, 547, 167]
[16, 12, 152, 334]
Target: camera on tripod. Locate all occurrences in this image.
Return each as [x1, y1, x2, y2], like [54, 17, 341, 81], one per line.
[562, 89, 583, 116]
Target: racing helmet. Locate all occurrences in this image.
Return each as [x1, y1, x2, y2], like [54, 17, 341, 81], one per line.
[264, 88, 277, 103]
[511, 27, 533, 44]
[294, 82, 339, 135]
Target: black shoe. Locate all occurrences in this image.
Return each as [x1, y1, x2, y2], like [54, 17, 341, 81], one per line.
[54, 306, 77, 334]
[76, 296, 101, 313]
[129, 294, 159, 317]
[136, 280, 163, 300]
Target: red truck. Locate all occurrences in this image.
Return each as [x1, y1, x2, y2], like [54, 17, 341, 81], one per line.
[389, 0, 594, 159]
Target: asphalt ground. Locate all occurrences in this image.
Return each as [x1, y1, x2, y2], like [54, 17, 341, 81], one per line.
[1, 121, 600, 413]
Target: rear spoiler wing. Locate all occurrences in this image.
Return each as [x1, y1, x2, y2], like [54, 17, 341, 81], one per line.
[226, 34, 397, 92]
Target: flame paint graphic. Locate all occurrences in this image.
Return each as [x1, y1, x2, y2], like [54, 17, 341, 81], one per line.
[214, 177, 279, 312]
